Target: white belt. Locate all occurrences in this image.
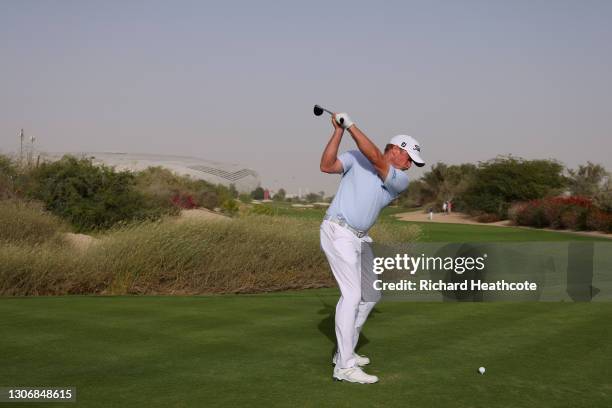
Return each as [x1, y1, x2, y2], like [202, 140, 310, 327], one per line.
[324, 215, 368, 238]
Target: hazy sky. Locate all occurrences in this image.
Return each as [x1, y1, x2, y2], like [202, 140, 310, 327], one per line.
[1, 0, 611, 195]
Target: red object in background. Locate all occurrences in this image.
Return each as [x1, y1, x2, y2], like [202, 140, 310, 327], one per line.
[512, 195, 610, 231]
[264, 189, 270, 200]
[171, 193, 197, 209]
[528, 195, 593, 210]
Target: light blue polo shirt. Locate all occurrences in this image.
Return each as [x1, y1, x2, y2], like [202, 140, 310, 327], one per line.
[325, 150, 409, 232]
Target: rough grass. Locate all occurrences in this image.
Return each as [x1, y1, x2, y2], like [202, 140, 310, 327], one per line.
[3, 197, 607, 296]
[0, 208, 421, 296]
[90, 216, 332, 295]
[0, 199, 69, 246]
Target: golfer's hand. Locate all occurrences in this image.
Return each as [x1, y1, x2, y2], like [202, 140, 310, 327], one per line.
[331, 114, 343, 131]
[334, 113, 355, 129]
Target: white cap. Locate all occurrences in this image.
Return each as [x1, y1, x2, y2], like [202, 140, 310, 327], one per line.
[389, 135, 425, 167]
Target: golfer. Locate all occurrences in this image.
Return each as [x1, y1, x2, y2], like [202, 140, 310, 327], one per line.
[320, 112, 424, 384]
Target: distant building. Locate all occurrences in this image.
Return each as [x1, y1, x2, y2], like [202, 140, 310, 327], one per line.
[38, 152, 260, 193]
[263, 189, 270, 200]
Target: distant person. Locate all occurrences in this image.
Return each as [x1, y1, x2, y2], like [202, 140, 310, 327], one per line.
[448, 200, 452, 214]
[442, 201, 447, 214]
[428, 207, 434, 220]
[319, 111, 425, 384]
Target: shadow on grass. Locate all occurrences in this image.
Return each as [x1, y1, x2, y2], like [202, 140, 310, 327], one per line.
[317, 297, 379, 358]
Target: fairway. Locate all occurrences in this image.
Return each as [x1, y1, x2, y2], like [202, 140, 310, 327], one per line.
[2, 291, 611, 407]
[407, 221, 611, 242]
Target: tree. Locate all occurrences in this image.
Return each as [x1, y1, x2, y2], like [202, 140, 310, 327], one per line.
[398, 179, 427, 208]
[398, 162, 477, 208]
[305, 192, 321, 203]
[228, 183, 239, 199]
[250, 186, 265, 200]
[239, 193, 251, 203]
[273, 188, 286, 201]
[594, 176, 612, 212]
[460, 156, 566, 218]
[567, 162, 609, 197]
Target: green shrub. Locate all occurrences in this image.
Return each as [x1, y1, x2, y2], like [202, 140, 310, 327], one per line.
[460, 156, 566, 218]
[238, 193, 251, 203]
[26, 155, 171, 232]
[220, 199, 239, 216]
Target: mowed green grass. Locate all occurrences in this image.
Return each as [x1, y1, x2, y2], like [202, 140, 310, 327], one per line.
[410, 221, 611, 242]
[2, 291, 611, 407]
[265, 203, 610, 242]
[2, 219, 610, 407]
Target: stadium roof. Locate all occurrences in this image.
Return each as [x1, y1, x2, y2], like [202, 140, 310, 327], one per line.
[39, 152, 260, 193]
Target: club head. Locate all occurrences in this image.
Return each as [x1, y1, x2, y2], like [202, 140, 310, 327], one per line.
[313, 105, 324, 116]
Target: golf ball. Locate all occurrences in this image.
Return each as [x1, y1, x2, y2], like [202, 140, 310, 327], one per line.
[478, 367, 486, 375]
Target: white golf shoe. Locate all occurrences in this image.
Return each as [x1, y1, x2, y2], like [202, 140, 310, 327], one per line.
[333, 366, 379, 384]
[332, 352, 370, 367]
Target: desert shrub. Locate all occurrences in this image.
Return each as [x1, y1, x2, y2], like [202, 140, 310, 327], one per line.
[25, 155, 171, 232]
[460, 156, 566, 218]
[0, 243, 86, 296]
[133, 166, 223, 211]
[0, 199, 68, 246]
[559, 208, 580, 230]
[511, 201, 547, 228]
[0, 154, 18, 199]
[586, 210, 612, 233]
[509, 196, 608, 232]
[171, 192, 197, 209]
[220, 199, 239, 216]
[475, 213, 501, 223]
[507, 202, 526, 224]
[0, 213, 421, 295]
[238, 193, 251, 203]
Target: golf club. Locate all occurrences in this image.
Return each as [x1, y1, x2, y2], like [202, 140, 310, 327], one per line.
[313, 104, 344, 125]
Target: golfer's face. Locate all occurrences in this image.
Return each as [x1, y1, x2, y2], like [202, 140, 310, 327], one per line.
[397, 148, 412, 170]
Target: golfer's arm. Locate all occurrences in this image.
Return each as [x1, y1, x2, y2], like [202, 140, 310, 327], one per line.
[320, 129, 344, 174]
[347, 126, 389, 180]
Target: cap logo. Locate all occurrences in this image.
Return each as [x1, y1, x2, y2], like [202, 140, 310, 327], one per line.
[414, 145, 420, 152]
[401, 142, 407, 147]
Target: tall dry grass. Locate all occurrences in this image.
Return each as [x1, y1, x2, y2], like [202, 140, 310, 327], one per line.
[0, 199, 69, 246]
[0, 207, 420, 295]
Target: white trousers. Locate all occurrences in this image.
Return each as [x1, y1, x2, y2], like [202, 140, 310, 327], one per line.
[320, 220, 380, 369]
